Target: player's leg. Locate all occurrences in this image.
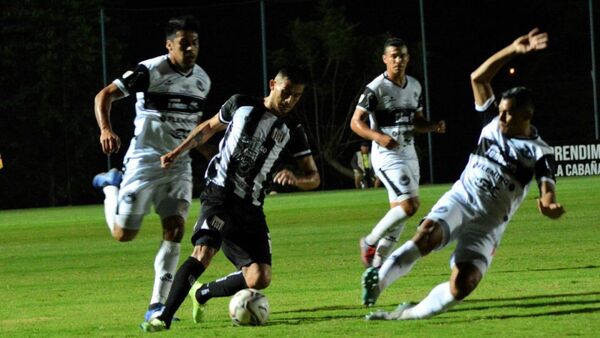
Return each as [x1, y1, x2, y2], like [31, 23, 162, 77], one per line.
[145, 179, 190, 320]
[195, 207, 272, 305]
[362, 218, 442, 306]
[390, 262, 481, 320]
[98, 166, 153, 241]
[362, 163, 419, 267]
[372, 221, 500, 320]
[141, 243, 217, 331]
[92, 168, 123, 233]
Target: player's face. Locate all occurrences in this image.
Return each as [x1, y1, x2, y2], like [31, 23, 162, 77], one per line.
[383, 45, 409, 77]
[269, 77, 305, 115]
[166, 30, 199, 72]
[498, 98, 532, 136]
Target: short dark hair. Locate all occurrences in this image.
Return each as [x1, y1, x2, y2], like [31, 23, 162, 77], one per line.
[383, 37, 407, 51]
[165, 15, 200, 40]
[501, 86, 534, 111]
[276, 65, 307, 85]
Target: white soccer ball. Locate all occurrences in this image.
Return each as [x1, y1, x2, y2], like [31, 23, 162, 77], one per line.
[228, 288, 270, 326]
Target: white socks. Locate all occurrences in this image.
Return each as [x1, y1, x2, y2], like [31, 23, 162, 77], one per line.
[151, 241, 181, 305]
[365, 206, 408, 246]
[102, 185, 119, 233]
[378, 240, 421, 290]
[401, 282, 458, 319]
[372, 223, 404, 267]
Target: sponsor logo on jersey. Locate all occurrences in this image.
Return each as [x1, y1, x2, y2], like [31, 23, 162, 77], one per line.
[160, 115, 197, 123]
[170, 128, 191, 139]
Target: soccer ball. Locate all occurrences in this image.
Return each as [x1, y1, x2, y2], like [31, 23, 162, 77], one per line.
[228, 288, 270, 326]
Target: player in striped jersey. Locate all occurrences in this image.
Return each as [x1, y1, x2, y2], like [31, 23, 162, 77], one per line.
[363, 29, 565, 320]
[141, 66, 320, 331]
[92, 15, 211, 320]
[352, 37, 446, 269]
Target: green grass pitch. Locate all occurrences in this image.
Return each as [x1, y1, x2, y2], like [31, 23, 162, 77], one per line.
[1, 176, 599, 337]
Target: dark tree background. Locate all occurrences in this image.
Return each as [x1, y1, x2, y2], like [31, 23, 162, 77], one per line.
[1, 0, 598, 209]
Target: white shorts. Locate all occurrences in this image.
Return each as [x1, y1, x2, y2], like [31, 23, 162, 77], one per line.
[116, 162, 192, 230]
[375, 160, 420, 202]
[425, 185, 507, 275]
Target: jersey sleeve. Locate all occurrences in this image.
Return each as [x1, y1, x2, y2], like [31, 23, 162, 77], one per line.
[535, 154, 557, 188]
[218, 95, 240, 124]
[475, 96, 497, 126]
[356, 87, 378, 113]
[288, 123, 312, 159]
[112, 64, 150, 97]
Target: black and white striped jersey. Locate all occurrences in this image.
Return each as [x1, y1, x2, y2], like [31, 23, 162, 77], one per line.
[113, 55, 211, 168]
[356, 72, 423, 167]
[205, 95, 312, 206]
[456, 97, 556, 222]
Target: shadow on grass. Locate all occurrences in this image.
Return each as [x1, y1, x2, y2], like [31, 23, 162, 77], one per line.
[268, 290, 600, 325]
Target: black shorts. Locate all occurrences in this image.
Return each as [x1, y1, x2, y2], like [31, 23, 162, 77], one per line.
[191, 184, 272, 269]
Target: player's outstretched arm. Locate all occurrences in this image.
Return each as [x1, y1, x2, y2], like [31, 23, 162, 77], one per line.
[273, 156, 320, 190]
[94, 83, 125, 154]
[161, 113, 225, 168]
[537, 181, 565, 219]
[470, 28, 549, 107]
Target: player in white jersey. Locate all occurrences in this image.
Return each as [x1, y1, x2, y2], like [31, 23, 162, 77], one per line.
[92, 15, 211, 321]
[362, 29, 565, 320]
[351, 37, 446, 269]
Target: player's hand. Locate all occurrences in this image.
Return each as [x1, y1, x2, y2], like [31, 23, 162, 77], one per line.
[513, 28, 548, 55]
[99, 129, 121, 154]
[434, 120, 446, 134]
[273, 169, 298, 186]
[375, 134, 399, 149]
[537, 199, 565, 219]
[161, 151, 178, 169]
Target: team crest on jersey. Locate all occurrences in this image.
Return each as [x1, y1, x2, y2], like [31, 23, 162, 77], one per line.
[271, 129, 285, 143]
[196, 79, 205, 91]
[382, 96, 395, 109]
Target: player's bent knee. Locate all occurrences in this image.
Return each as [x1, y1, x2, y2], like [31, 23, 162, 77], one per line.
[451, 263, 482, 300]
[245, 273, 271, 290]
[162, 216, 185, 242]
[413, 219, 442, 254]
[110, 224, 138, 242]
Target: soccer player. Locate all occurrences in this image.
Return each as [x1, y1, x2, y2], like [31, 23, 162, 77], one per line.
[351, 37, 446, 269]
[362, 28, 565, 320]
[92, 15, 211, 320]
[140, 66, 320, 332]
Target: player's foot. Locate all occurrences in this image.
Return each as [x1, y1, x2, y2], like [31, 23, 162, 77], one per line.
[361, 266, 380, 307]
[359, 237, 377, 267]
[140, 318, 167, 332]
[189, 281, 206, 323]
[144, 303, 165, 321]
[365, 302, 414, 320]
[92, 168, 123, 188]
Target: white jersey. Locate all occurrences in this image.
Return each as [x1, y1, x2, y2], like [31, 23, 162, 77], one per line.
[455, 97, 556, 223]
[113, 55, 211, 169]
[356, 72, 423, 170]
